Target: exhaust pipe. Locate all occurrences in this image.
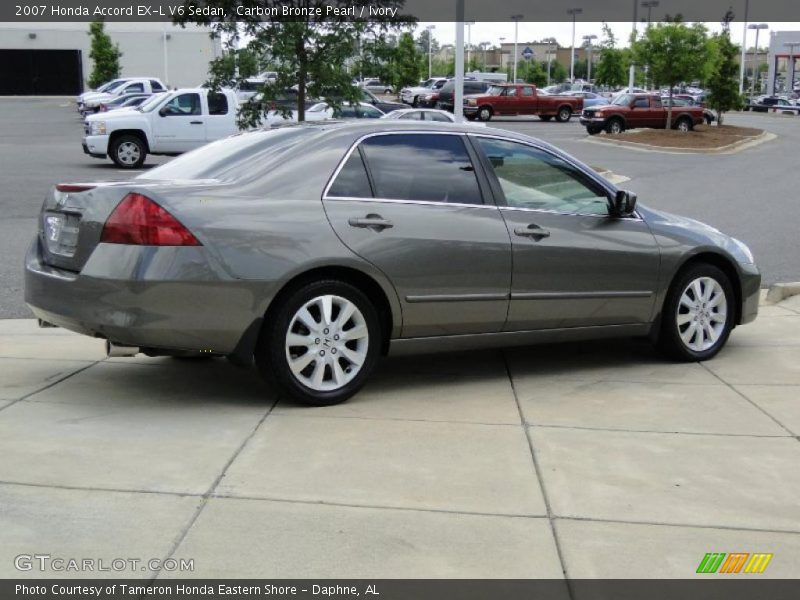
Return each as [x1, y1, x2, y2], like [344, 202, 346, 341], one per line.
[106, 341, 140, 358]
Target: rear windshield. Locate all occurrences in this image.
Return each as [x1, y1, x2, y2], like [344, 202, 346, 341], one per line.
[137, 127, 317, 182]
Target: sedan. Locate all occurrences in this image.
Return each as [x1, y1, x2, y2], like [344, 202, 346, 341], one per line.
[559, 91, 609, 109]
[26, 122, 760, 406]
[266, 102, 384, 125]
[381, 108, 458, 122]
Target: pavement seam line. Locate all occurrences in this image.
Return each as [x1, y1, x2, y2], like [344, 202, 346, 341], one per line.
[555, 515, 800, 536]
[0, 359, 102, 414]
[0, 479, 201, 498]
[149, 395, 279, 582]
[503, 350, 575, 591]
[528, 423, 792, 438]
[699, 362, 797, 438]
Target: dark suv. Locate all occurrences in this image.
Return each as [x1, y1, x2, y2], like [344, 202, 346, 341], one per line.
[435, 80, 493, 112]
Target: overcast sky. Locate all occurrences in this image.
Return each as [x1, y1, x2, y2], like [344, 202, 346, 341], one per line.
[416, 21, 800, 49]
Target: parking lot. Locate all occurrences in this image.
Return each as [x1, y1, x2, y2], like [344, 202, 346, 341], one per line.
[2, 98, 800, 580]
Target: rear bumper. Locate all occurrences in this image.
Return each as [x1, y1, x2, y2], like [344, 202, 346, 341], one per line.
[24, 239, 269, 355]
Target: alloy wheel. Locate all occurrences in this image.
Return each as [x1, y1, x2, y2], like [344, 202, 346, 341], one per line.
[676, 277, 728, 352]
[117, 141, 141, 165]
[285, 294, 369, 392]
[677, 119, 690, 132]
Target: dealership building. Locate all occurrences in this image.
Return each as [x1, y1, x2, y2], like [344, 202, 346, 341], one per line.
[766, 30, 800, 95]
[0, 22, 221, 95]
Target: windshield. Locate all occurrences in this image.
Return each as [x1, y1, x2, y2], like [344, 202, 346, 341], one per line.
[612, 94, 634, 106]
[137, 127, 317, 182]
[138, 93, 168, 112]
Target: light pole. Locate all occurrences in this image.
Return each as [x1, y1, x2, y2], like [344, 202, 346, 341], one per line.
[748, 24, 767, 97]
[739, 0, 750, 94]
[511, 14, 523, 83]
[786, 42, 800, 93]
[426, 25, 436, 79]
[628, 0, 639, 91]
[545, 37, 556, 85]
[499, 37, 506, 72]
[583, 34, 597, 82]
[481, 41, 490, 70]
[465, 21, 475, 70]
[641, 0, 659, 25]
[567, 8, 583, 83]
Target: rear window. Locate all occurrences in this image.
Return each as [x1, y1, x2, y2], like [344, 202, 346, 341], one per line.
[208, 92, 228, 115]
[137, 128, 316, 182]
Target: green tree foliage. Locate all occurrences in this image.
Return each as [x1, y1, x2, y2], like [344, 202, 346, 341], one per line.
[594, 23, 627, 88]
[633, 21, 709, 127]
[206, 47, 260, 85]
[706, 27, 743, 124]
[392, 32, 423, 89]
[87, 20, 122, 89]
[175, 1, 410, 124]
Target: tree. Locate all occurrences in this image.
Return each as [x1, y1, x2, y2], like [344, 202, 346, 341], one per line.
[87, 20, 122, 89]
[416, 28, 439, 57]
[175, 1, 409, 125]
[705, 26, 743, 125]
[206, 46, 260, 86]
[393, 32, 423, 89]
[594, 23, 627, 88]
[632, 21, 709, 128]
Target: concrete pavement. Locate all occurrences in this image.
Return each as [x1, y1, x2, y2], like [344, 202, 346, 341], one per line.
[1, 294, 799, 579]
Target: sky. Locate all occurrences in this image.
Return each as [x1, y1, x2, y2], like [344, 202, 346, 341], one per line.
[415, 21, 800, 50]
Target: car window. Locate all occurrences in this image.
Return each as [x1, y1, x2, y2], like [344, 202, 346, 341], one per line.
[361, 105, 383, 118]
[123, 82, 144, 94]
[651, 97, 662, 108]
[150, 80, 164, 91]
[207, 92, 228, 115]
[522, 87, 534, 97]
[399, 111, 423, 120]
[427, 111, 452, 122]
[359, 134, 483, 205]
[327, 150, 373, 198]
[162, 93, 201, 116]
[476, 138, 609, 216]
[633, 98, 649, 108]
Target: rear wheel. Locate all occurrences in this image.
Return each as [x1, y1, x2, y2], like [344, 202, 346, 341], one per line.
[110, 134, 146, 169]
[555, 106, 572, 122]
[605, 118, 624, 135]
[539, 115, 553, 122]
[657, 264, 735, 362]
[478, 106, 493, 121]
[256, 280, 381, 406]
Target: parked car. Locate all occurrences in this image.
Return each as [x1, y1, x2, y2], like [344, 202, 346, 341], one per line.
[354, 87, 405, 114]
[28, 121, 760, 406]
[381, 108, 458, 122]
[561, 91, 609, 109]
[82, 88, 240, 168]
[236, 78, 268, 103]
[361, 79, 394, 94]
[744, 96, 800, 114]
[580, 93, 705, 134]
[80, 78, 167, 114]
[400, 78, 448, 106]
[661, 96, 715, 124]
[266, 102, 384, 125]
[76, 78, 133, 112]
[96, 94, 160, 113]
[463, 84, 583, 122]
[434, 79, 493, 111]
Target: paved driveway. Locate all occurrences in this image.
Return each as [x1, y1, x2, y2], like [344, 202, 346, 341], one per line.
[2, 294, 799, 579]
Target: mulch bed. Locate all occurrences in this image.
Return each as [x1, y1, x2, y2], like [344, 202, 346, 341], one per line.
[601, 124, 764, 149]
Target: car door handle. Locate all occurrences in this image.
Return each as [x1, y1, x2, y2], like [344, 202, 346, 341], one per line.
[514, 225, 551, 239]
[190, 121, 203, 125]
[348, 215, 394, 231]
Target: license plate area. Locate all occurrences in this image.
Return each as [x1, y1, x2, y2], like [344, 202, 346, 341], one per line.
[43, 211, 81, 257]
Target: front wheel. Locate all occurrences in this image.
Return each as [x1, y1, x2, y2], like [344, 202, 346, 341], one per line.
[411, 96, 419, 107]
[586, 126, 601, 135]
[605, 119, 624, 135]
[256, 280, 381, 406]
[478, 106, 493, 121]
[110, 134, 146, 169]
[657, 264, 735, 362]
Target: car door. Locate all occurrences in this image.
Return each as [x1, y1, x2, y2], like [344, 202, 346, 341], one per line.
[151, 92, 206, 152]
[204, 92, 233, 141]
[520, 86, 537, 113]
[470, 135, 660, 331]
[628, 96, 650, 128]
[322, 132, 512, 337]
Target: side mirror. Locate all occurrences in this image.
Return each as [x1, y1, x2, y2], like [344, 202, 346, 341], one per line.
[158, 106, 168, 117]
[612, 190, 637, 217]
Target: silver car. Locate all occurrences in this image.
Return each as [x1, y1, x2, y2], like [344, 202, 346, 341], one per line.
[25, 122, 760, 406]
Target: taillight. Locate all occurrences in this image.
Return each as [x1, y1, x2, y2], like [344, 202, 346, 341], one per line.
[56, 184, 95, 193]
[100, 193, 201, 246]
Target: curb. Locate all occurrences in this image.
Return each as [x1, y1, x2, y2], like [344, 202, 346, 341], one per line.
[583, 130, 775, 155]
[766, 282, 800, 304]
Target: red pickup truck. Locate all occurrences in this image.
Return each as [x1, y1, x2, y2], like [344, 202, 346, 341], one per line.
[463, 84, 583, 122]
[579, 93, 705, 135]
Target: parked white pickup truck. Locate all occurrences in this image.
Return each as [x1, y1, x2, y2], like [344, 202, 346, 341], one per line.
[83, 88, 240, 168]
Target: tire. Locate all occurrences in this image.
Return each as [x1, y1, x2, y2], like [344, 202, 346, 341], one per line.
[110, 134, 146, 169]
[586, 126, 601, 135]
[605, 118, 624, 135]
[384, 88, 393, 94]
[705, 114, 713, 125]
[478, 106, 493, 122]
[555, 106, 572, 122]
[255, 280, 381, 406]
[539, 115, 553, 122]
[656, 263, 735, 362]
[412, 96, 419, 108]
[675, 117, 693, 132]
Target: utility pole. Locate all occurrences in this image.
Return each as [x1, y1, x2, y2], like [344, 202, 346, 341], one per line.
[426, 25, 436, 79]
[465, 21, 474, 70]
[511, 14, 523, 83]
[628, 0, 639, 91]
[786, 42, 800, 93]
[641, 0, 659, 25]
[583, 34, 597, 82]
[748, 24, 767, 98]
[739, 0, 750, 94]
[567, 8, 583, 82]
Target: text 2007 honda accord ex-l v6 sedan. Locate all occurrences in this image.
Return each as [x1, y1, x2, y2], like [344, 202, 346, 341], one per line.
[25, 121, 760, 405]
